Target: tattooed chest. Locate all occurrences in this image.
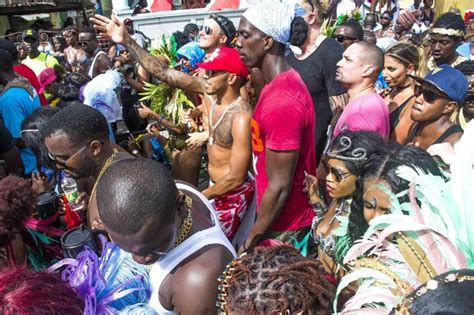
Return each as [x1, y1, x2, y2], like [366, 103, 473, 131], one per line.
[210, 109, 237, 147]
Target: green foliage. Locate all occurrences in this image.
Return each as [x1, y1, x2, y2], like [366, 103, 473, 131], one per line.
[322, 9, 363, 38]
[149, 34, 178, 67]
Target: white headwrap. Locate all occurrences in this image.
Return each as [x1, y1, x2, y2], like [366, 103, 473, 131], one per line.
[242, 0, 305, 44]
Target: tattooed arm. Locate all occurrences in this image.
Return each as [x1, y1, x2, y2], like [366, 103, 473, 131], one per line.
[329, 92, 349, 113]
[91, 14, 205, 94]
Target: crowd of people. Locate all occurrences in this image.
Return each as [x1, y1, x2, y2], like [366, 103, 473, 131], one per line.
[0, 0, 474, 313]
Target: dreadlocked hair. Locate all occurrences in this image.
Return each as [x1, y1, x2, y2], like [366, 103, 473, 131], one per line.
[0, 176, 36, 248]
[225, 245, 335, 314]
[455, 60, 474, 76]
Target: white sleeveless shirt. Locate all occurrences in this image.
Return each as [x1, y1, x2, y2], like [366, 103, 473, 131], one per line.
[148, 183, 236, 314]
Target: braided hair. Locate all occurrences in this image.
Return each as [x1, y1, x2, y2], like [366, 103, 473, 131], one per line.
[432, 12, 466, 39]
[225, 245, 335, 314]
[455, 60, 474, 76]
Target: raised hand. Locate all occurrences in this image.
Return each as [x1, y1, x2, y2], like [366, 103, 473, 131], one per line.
[90, 14, 129, 46]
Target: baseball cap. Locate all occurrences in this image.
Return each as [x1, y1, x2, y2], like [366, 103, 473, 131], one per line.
[38, 68, 57, 94]
[22, 29, 39, 41]
[197, 47, 249, 79]
[209, 14, 236, 46]
[410, 64, 468, 103]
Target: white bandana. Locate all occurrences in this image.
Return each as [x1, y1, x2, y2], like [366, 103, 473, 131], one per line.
[242, 0, 305, 44]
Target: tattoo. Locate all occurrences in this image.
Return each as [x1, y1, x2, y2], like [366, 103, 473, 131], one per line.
[127, 39, 205, 94]
[329, 93, 349, 113]
[211, 99, 252, 147]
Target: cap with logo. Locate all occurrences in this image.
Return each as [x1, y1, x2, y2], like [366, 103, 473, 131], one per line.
[197, 46, 249, 79]
[22, 29, 39, 41]
[411, 64, 468, 104]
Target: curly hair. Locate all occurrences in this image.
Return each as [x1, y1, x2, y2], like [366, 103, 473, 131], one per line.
[224, 245, 335, 314]
[0, 176, 36, 247]
[0, 267, 84, 314]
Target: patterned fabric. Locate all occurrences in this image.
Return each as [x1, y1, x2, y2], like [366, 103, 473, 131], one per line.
[177, 41, 205, 73]
[242, 0, 305, 44]
[212, 177, 255, 240]
[3, 75, 36, 97]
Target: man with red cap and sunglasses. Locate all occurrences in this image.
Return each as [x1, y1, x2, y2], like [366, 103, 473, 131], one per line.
[408, 64, 468, 150]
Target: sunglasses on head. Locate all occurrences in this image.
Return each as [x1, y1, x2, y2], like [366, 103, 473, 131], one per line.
[414, 85, 448, 103]
[333, 34, 357, 43]
[63, 30, 78, 37]
[328, 166, 351, 183]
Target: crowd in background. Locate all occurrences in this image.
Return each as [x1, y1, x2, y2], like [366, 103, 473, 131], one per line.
[0, 0, 474, 314]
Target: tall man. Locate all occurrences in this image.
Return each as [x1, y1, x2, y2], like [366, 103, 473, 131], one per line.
[408, 64, 467, 150]
[334, 41, 390, 140]
[427, 12, 467, 71]
[95, 159, 235, 313]
[234, 1, 316, 254]
[287, 0, 347, 164]
[78, 27, 111, 78]
[0, 49, 40, 175]
[21, 29, 59, 77]
[43, 104, 131, 229]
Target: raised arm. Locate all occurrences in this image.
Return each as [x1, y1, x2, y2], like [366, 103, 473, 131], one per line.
[91, 15, 205, 94]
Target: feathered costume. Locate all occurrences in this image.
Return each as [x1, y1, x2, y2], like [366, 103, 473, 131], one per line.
[49, 235, 154, 314]
[334, 123, 474, 313]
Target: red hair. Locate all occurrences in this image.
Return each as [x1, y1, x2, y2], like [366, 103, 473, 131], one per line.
[0, 176, 36, 247]
[0, 267, 84, 314]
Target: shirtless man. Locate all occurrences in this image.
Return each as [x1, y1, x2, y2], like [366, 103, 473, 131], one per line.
[131, 46, 254, 240]
[408, 64, 467, 150]
[78, 27, 111, 78]
[95, 158, 235, 314]
[43, 104, 131, 230]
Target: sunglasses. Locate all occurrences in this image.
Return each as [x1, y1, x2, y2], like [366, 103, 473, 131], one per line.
[333, 34, 357, 43]
[328, 166, 351, 183]
[48, 143, 88, 166]
[205, 69, 227, 78]
[63, 30, 78, 37]
[199, 25, 223, 36]
[414, 85, 448, 103]
[77, 41, 89, 48]
[381, 16, 391, 20]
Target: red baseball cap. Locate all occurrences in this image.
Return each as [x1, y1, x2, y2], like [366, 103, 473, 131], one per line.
[38, 68, 57, 94]
[197, 47, 249, 79]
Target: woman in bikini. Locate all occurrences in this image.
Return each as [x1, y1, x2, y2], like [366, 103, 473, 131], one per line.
[382, 42, 426, 144]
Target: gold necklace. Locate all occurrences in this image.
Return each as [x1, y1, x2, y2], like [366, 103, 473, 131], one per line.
[175, 195, 193, 246]
[91, 149, 118, 198]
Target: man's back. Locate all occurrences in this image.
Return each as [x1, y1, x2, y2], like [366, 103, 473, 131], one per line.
[334, 92, 389, 140]
[251, 68, 316, 232]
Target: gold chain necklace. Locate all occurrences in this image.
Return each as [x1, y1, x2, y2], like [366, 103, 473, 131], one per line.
[91, 149, 118, 199]
[175, 195, 193, 246]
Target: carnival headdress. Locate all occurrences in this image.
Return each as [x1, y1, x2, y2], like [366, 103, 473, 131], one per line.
[324, 136, 368, 162]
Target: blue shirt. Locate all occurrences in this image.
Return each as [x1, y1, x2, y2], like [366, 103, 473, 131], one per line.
[0, 86, 40, 174]
[457, 42, 472, 60]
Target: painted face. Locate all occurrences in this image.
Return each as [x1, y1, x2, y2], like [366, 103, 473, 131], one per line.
[334, 26, 358, 49]
[78, 32, 97, 55]
[410, 83, 451, 122]
[336, 44, 365, 85]
[235, 17, 267, 69]
[383, 55, 411, 88]
[107, 217, 177, 265]
[429, 34, 458, 65]
[198, 18, 225, 51]
[44, 132, 97, 179]
[325, 158, 356, 199]
[203, 69, 230, 95]
[362, 177, 392, 223]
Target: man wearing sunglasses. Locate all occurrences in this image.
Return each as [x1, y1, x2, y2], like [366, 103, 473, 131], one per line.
[43, 104, 132, 230]
[78, 27, 111, 78]
[21, 29, 59, 77]
[333, 19, 364, 50]
[408, 64, 468, 150]
[198, 14, 236, 61]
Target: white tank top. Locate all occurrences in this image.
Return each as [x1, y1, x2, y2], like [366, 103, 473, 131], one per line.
[88, 50, 107, 78]
[148, 183, 236, 314]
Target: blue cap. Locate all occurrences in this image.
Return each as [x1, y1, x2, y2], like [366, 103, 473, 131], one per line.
[412, 64, 468, 104]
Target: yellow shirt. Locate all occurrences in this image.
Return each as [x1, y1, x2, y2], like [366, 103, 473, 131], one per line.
[22, 52, 59, 77]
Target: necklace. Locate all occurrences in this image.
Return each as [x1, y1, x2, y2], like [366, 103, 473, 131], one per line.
[209, 96, 242, 146]
[91, 149, 118, 199]
[175, 195, 193, 246]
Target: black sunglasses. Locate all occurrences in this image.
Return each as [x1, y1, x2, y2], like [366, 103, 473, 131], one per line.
[77, 41, 89, 48]
[414, 85, 448, 103]
[328, 166, 351, 183]
[381, 16, 391, 20]
[199, 24, 223, 36]
[205, 69, 227, 78]
[333, 34, 357, 43]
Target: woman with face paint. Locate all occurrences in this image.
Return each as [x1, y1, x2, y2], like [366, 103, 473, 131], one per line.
[305, 130, 384, 276]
